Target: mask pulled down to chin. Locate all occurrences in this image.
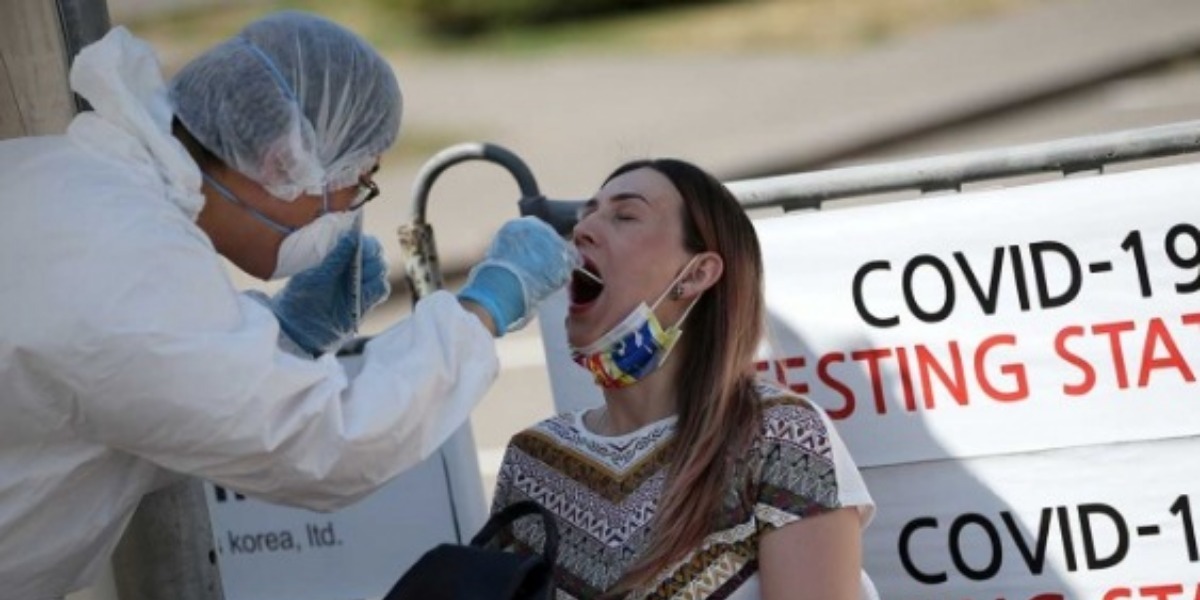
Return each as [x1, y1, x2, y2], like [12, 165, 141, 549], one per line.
[569, 256, 701, 389]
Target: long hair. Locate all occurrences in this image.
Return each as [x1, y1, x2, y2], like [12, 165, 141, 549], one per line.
[604, 158, 766, 592]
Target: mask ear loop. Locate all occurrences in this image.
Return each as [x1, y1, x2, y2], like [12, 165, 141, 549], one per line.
[202, 172, 296, 235]
[650, 254, 703, 314]
[652, 255, 706, 364]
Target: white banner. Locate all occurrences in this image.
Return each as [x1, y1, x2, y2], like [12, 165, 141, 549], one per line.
[754, 163, 1200, 467]
[863, 437, 1200, 599]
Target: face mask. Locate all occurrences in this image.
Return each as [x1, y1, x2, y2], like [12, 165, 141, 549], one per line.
[271, 210, 358, 279]
[570, 256, 702, 389]
[202, 173, 357, 280]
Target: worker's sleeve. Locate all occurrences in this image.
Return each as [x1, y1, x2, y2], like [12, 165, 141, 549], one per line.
[67, 232, 498, 510]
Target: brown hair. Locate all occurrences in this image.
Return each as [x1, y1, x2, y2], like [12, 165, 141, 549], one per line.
[605, 158, 766, 593]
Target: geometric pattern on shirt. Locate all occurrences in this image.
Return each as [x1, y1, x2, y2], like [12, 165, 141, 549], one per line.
[510, 426, 676, 504]
[539, 414, 677, 471]
[506, 446, 665, 546]
[491, 381, 841, 600]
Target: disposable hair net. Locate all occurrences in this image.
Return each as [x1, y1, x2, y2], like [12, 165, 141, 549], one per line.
[169, 11, 401, 200]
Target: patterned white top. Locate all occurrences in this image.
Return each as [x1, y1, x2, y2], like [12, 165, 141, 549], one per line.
[491, 381, 874, 599]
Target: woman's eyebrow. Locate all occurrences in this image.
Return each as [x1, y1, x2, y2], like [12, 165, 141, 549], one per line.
[611, 192, 649, 204]
[582, 192, 651, 212]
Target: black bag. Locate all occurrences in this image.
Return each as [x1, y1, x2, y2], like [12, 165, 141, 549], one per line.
[383, 500, 559, 600]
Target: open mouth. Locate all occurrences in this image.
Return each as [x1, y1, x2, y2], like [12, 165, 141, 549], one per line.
[570, 260, 604, 307]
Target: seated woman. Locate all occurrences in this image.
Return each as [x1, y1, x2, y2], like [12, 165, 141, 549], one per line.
[490, 158, 876, 599]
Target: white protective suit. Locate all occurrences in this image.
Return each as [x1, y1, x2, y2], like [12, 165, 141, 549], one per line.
[0, 29, 498, 599]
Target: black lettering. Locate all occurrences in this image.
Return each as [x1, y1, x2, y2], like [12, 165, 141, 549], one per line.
[903, 255, 955, 323]
[228, 531, 245, 554]
[1057, 506, 1078, 572]
[213, 486, 245, 503]
[899, 517, 946, 584]
[1009, 245, 1032, 311]
[225, 530, 297, 554]
[307, 521, 339, 547]
[954, 247, 1006, 315]
[1030, 241, 1082, 309]
[1003, 508, 1052, 575]
[1078, 503, 1128, 569]
[853, 260, 898, 328]
[949, 513, 1002, 581]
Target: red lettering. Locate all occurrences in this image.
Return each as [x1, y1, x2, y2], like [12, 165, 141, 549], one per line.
[894, 347, 918, 412]
[1139, 318, 1196, 386]
[1139, 584, 1185, 600]
[976, 334, 1028, 401]
[850, 348, 892, 415]
[1055, 325, 1095, 396]
[915, 342, 967, 408]
[817, 352, 855, 420]
[778, 356, 808, 395]
[1092, 320, 1136, 388]
[755, 357, 808, 395]
[1103, 581, 1200, 600]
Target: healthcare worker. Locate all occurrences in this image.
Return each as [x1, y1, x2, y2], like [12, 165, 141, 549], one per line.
[0, 11, 577, 599]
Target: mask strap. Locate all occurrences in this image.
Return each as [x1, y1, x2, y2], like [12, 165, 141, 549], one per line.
[655, 257, 705, 366]
[651, 255, 701, 310]
[202, 172, 296, 235]
[673, 291, 703, 328]
[651, 254, 704, 329]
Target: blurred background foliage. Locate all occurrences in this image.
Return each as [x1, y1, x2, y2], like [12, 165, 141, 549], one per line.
[120, 0, 1050, 165]
[124, 0, 1051, 58]
[389, 0, 730, 38]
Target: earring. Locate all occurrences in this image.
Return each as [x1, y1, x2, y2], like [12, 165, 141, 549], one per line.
[670, 283, 685, 300]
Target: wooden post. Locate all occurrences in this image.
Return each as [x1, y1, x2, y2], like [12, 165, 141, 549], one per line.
[0, 0, 76, 138]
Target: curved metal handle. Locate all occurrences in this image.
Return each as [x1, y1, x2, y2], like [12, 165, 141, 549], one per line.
[398, 142, 584, 303]
[409, 142, 542, 226]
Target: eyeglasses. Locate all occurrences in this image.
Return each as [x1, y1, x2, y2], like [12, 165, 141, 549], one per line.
[348, 165, 381, 211]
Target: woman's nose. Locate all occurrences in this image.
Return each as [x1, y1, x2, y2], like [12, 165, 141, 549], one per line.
[572, 216, 597, 246]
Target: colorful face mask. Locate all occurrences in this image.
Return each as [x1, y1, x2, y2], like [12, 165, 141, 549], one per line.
[570, 256, 701, 389]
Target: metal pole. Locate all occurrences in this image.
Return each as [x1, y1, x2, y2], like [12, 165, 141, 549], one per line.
[725, 119, 1200, 211]
[55, 0, 112, 113]
[111, 479, 225, 600]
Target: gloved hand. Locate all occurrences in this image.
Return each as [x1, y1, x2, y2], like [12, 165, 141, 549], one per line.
[458, 216, 580, 336]
[270, 233, 391, 356]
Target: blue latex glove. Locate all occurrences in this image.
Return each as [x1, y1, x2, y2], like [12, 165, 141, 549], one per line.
[458, 216, 580, 336]
[271, 233, 391, 356]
